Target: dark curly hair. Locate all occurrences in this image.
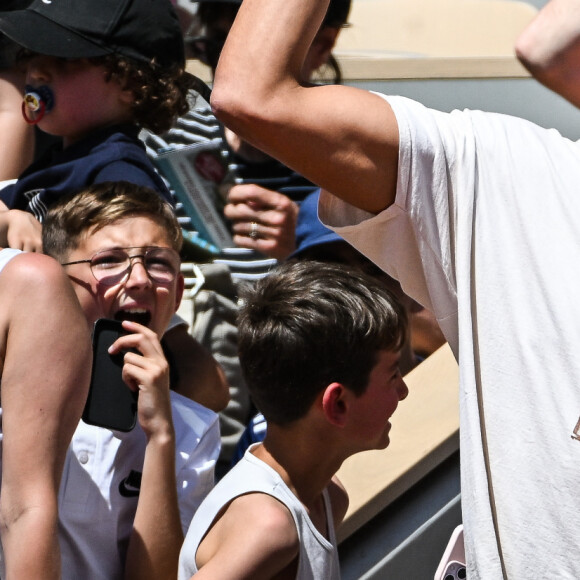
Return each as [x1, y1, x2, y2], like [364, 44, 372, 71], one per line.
[17, 48, 197, 134]
[93, 54, 196, 134]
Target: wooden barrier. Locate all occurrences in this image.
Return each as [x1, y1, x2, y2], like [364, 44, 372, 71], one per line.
[187, 0, 537, 83]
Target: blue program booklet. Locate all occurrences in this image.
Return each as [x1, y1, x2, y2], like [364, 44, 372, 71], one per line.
[153, 140, 234, 250]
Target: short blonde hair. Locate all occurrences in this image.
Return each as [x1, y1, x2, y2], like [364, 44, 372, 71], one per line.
[42, 181, 182, 262]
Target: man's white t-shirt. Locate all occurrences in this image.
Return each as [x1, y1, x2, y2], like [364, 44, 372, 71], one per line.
[320, 95, 580, 579]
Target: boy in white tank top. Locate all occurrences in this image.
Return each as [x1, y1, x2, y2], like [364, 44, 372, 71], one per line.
[179, 260, 409, 579]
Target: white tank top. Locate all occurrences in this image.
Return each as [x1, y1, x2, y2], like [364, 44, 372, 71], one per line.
[178, 444, 341, 580]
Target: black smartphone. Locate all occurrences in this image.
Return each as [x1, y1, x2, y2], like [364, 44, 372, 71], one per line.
[82, 318, 138, 432]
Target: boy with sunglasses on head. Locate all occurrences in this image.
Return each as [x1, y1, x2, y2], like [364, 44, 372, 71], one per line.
[0, 0, 197, 252]
[42, 180, 221, 580]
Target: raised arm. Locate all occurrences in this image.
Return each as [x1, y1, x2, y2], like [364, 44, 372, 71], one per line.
[212, 0, 400, 214]
[0, 253, 91, 580]
[515, 0, 580, 108]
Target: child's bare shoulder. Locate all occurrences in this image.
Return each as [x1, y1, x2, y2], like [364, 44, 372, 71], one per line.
[197, 492, 300, 577]
[227, 492, 298, 545]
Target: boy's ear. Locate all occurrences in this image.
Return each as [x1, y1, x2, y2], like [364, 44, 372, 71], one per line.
[321, 382, 349, 427]
[118, 87, 135, 106]
[174, 272, 185, 312]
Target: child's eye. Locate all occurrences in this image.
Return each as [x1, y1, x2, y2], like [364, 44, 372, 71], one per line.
[92, 252, 126, 268]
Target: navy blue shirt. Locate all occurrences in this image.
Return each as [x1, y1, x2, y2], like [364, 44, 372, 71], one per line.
[0, 124, 173, 220]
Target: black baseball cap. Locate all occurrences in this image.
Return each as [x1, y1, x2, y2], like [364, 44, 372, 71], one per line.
[0, 0, 186, 68]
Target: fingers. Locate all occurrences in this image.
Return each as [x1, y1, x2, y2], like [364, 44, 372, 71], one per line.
[5, 210, 42, 251]
[226, 182, 283, 207]
[225, 184, 299, 259]
[19, 238, 43, 253]
[109, 321, 173, 436]
[109, 321, 169, 392]
[109, 320, 163, 358]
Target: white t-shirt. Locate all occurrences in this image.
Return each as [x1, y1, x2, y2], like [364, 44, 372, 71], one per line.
[320, 95, 580, 579]
[59, 391, 220, 580]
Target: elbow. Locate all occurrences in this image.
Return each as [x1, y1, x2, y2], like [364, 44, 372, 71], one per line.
[211, 86, 258, 135]
[211, 75, 276, 144]
[215, 367, 231, 413]
[210, 84, 242, 129]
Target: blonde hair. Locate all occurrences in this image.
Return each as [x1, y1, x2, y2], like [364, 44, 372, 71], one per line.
[42, 181, 182, 261]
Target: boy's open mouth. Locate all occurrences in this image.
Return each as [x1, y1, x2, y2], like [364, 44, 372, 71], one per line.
[114, 309, 151, 327]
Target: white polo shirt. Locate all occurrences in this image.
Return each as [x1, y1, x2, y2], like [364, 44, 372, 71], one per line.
[59, 391, 219, 580]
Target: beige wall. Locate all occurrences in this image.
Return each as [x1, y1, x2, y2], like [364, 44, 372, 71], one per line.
[334, 0, 538, 80]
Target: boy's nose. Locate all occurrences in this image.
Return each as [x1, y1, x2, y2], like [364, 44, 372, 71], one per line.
[125, 259, 152, 287]
[397, 378, 409, 401]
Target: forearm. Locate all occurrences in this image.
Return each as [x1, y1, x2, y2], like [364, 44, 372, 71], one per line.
[125, 429, 183, 580]
[0, 498, 60, 580]
[212, 0, 325, 157]
[515, 0, 580, 107]
[214, 0, 326, 98]
[162, 326, 230, 412]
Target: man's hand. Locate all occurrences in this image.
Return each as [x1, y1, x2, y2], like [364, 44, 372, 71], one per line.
[224, 184, 299, 260]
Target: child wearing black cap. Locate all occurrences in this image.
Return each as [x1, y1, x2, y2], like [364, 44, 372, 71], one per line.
[0, 0, 197, 251]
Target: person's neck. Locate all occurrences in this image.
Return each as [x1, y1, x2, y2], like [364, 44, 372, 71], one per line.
[62, 120, 133, 149]
[252, 428, 345, 509]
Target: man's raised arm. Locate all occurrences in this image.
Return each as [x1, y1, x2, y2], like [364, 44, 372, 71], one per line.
[212, 0, 400, 214]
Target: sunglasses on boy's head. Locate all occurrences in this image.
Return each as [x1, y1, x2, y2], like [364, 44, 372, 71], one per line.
[61, 247, 181, 286]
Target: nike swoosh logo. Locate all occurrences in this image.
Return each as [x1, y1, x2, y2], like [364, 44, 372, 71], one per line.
[118, 470, 142, 497]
